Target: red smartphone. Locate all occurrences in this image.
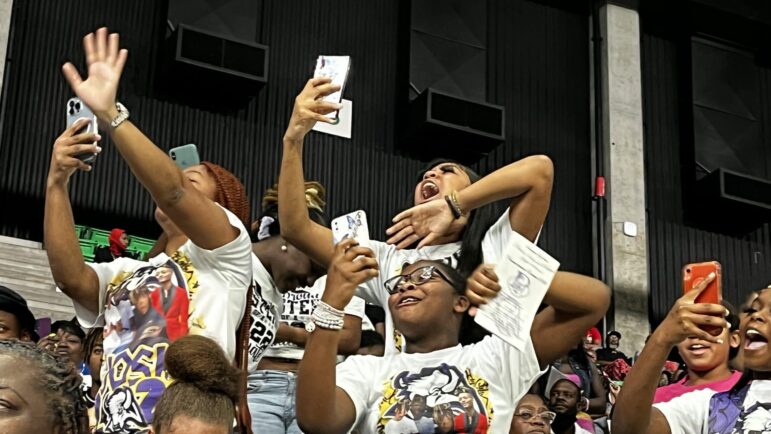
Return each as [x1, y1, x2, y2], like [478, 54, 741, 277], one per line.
[682, 261, 722, 304]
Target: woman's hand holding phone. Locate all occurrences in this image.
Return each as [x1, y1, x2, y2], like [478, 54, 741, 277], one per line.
[61, 27, 128, 124]
[47, 118, 102, 186]
[652, 272, 728, 348]
[283, 77, 343, 144]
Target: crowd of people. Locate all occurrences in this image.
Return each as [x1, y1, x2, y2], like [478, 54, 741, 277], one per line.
[0, 26, 768, 434]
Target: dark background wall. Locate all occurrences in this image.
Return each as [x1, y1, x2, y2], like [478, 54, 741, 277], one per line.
[641, 4, 771, 324]
[0, 0, 594, 274]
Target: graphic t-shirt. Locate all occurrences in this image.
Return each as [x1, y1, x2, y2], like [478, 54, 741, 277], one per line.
[654, 380, 771, 434]
[336, 335, 544, 434]
[245, 255, 281, 373]
[73, 207, 253, 433]
[653, 371, 742, 404]
[358, 209, 517, 355]
[261, 278, 365, 362]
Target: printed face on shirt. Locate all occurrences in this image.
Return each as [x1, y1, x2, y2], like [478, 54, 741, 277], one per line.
[548, 380, 580, 414]
[387, 261, 468, 338]
[413, 162, 472, 206]
[410, 395, 427, 418]
[742, 290, 771, 371]
[0, 354, 59, 434]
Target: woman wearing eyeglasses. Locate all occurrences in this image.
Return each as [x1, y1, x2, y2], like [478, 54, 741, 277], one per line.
[510, 394, 554, 434]
[296, 239, 610, 434]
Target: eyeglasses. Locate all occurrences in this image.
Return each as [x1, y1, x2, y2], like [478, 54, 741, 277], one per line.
[383, 265, 455, 294]
[512, 410, 556, 424]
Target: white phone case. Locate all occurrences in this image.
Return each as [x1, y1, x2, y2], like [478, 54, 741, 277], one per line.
[313, 55, 350, 118]
[331, 210, 370, 248]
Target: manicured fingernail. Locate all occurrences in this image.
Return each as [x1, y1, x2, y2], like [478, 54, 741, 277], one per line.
[717, 339, 724, 344]
[95, 134, 102, 141]
[727, 322, 732, 329]
[336, 103, 343, 109]
[95, 146, 102, 152]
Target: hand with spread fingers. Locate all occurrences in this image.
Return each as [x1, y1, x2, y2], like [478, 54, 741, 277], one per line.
[654, 272, 728, 346]
[61, 27, 128, 122]
[284, 77, 344, 144]
[464, 264, 501, 317]
[322, 238, 379, 310]
[47, 118, 102, 185]
[386, 199, 468, 249]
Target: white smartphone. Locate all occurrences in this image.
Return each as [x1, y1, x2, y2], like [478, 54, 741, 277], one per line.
[66, 97, 98, 164]
[331, 210, 370, 248]
[313, 55, 351, 118]
[169, 144, 200, 170]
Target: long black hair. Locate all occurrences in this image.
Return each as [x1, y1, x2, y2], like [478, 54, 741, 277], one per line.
[412, 159, 501, 276]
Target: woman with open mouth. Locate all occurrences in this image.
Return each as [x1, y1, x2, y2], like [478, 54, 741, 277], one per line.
[611, 280, 771, 434]
[278, 78, 554, 355]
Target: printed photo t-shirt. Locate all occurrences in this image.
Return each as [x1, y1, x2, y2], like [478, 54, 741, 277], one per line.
[336, 335, 543, 434]
[654, 379, 771, 434]
[73, 207, 253, 433]
[357, 209, 517, 355]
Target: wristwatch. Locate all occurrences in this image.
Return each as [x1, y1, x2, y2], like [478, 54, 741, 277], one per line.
[110, 102, 130, 128]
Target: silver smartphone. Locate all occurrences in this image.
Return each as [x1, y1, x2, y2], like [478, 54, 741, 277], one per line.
[66, 97, 98, 164]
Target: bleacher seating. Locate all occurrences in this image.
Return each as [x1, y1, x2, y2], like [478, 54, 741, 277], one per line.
[75, 225, 155, 262]
[0, 235, 75, 321]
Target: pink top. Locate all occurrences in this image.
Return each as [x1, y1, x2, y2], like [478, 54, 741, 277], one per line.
[652, 370, 742, 403]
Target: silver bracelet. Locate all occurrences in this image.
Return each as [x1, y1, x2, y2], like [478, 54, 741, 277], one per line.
[110, 102, 130, 128]
[310, 301, 345, 330]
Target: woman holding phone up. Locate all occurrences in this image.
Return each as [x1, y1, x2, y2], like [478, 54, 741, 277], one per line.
[278, 78, 554, 354]
[610, 276, 771, 434]
[46, 28, 272, 433]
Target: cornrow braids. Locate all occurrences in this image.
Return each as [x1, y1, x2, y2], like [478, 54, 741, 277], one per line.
[0, 340, 88, 434]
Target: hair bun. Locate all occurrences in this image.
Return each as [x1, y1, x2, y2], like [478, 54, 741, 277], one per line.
[164, 335, 243, 402]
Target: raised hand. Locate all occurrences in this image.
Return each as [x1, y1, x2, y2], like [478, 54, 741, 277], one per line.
[386, 199, 468, 249]
[655, 272, 728, 346]
[284, 77, 343, 144]
[322, 238, 379, 310]
[465, 264, 501, 316]
[61, 28, 128, 121]
[47, 119, 102, 185]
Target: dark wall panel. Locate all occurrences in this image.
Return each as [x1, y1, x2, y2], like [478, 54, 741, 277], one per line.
[0, 0, 593, 274]
[642, 32, 771, 324]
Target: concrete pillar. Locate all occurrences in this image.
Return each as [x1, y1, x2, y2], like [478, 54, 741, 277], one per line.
[0, 0, 12, 92]
[600, 4, 649, 356]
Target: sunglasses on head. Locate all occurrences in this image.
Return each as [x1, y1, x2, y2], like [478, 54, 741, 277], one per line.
[384, 265, 456, 295]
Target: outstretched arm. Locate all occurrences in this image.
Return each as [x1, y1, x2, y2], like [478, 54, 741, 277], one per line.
[387, 155, 554, 248]
[62, 28, 238, 250]
[44, 120, 102, 313]
[296, 239, 379, 434]
[611, 275, 727, 434]
[279, 78, 344, 268]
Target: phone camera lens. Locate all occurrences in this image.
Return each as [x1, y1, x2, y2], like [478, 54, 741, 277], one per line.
[170, 152, 176, 160]
[75, 102, 81, 110]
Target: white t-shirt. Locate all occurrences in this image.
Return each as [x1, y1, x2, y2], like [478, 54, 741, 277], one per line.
[245, 254, 282, 373]
[654, 380, 771, 434]
[73, 206, 253, 433]
[261, 278, 365, 362]
[336, 334, 543, 434]
[384, 417, 419, 434]
[357, 209, 516, 355]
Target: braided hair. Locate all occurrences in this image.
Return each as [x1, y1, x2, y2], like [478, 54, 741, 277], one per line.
[250, 181, 328, 242]
[0, 340, 87, 434]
